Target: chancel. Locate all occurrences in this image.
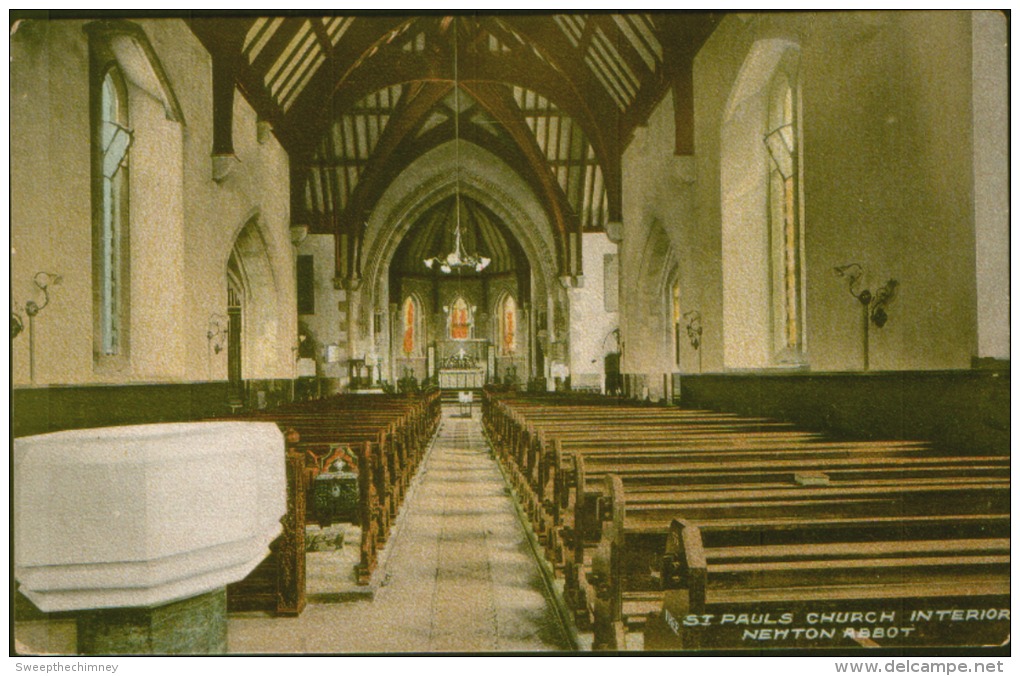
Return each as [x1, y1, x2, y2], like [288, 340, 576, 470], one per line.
[11, 11, 1009, 656]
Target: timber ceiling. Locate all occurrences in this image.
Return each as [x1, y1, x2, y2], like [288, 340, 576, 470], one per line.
[187, 12, 722, 272]
[389, 195, 527, 277]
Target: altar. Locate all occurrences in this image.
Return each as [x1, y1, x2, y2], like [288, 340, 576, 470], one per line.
[434, 339, 490, 389]
[438, 368, 485, 389]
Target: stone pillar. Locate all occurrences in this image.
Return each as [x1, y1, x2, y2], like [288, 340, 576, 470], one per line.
[77, 589, 227, 655]
[14, 422, 287, 655]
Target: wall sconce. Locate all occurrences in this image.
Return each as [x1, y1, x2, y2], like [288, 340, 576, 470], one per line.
[12, 272, 63, 383]
[683, 310, 703, 373]
[23, 272, 62, 320]
[205, 313, 229, 381]
[206, 314, 228, 355]
[833, 263, 899, 370]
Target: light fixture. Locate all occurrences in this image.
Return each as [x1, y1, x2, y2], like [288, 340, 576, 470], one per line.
[423, 19, 491, 275]
[683, 310, 703, 373]
[834, 263, 899, 370]
[12, 271, 63, 384]
[207, 313, 228, 355]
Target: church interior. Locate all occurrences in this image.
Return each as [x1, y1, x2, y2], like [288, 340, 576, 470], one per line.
[10, 11, 1010, 655]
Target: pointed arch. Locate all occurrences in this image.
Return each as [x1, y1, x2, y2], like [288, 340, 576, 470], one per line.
[448, 296, 472, 341]
[227, 215, 280, 379]
[93, 63, 131, 362]
[401, 293, 426, 357]
[495, 291, 519, 356]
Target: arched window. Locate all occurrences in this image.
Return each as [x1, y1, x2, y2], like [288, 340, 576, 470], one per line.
[402, 295, 424, 356]
[498, 294, 517, 355]
[96, 66, 131, 357]
[449, 297, 472, 340]
[87, 21, 183, 373]
[720, 40, 803, 369]
[765, 72, 803, 356]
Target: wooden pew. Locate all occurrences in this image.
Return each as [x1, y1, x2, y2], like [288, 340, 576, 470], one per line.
[480, 390, 1010, 651]
[576, 473, 1009, 649]
[225, 390, 441, 614]
[644, 515, 1011, 650]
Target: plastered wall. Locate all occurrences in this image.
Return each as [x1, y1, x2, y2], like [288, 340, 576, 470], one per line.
[11, 18, 296, 388]
[619, 11, 997, 391]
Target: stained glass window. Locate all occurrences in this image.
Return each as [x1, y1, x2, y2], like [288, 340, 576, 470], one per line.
[449, 297, 471, 340]
[766, 73, 802, 354]
[500, 294, 517, 355]
[99, 68, 130, 356]
[672, 281, 681, 366]
[402, 296, 417, 355]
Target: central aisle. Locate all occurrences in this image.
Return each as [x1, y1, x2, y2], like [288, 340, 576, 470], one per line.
[229, 406, 573, 653]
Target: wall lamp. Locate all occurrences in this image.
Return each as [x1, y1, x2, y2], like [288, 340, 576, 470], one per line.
[683, 310, 703, 373]
[204, 313, 228, 380]
[12, 271, 63, 383]
[833, 263, 898, 370]
[206, 314, 228, 354]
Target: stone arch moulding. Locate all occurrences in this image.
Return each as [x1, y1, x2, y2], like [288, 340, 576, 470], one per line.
[638, 219, 678, 317]
[723, 38, 801, 124]
[622, 218, 677, 375]
[721, 36, 803, 370]
[84, 20, 185, 125]
[361, 141, 560, 308]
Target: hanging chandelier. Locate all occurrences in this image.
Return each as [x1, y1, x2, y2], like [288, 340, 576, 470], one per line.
[423, 19, 491, 275]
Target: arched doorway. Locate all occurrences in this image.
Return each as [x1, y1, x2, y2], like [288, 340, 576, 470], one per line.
[226, 216, 279, 407]
[226, 266, 243, 407]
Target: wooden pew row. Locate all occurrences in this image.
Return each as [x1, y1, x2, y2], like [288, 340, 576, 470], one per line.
[644, 515, 1011, 650]
[502, 428, 919, 556]
[225, 390, 441, 616]
[485, 394, 825, 540]
[554, 444, 995, 561]
[486, 393, 937, 549]
[480, 390, 1010, 651]
[575, 474, 1010, 649]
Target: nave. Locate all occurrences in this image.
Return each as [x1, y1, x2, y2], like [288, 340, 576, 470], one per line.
[10, 11, 1009, 659]
[200, 406, 570, 654]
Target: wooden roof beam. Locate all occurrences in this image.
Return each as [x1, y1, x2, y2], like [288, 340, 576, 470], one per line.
[495, 16, 623, 221]
[464, 81, 577, 274]
[284, 16, 415, 162]
[657, 12, 724, 155]
[187, 18, 299, 154]
[330, 81, 453, 276]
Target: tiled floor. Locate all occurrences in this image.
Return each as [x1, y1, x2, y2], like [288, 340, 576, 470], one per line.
[228, 407, 573, 653]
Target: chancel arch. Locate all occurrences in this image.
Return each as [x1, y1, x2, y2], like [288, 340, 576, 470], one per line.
[362, 140, 556, 385]
[386, 186, 533, 385]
